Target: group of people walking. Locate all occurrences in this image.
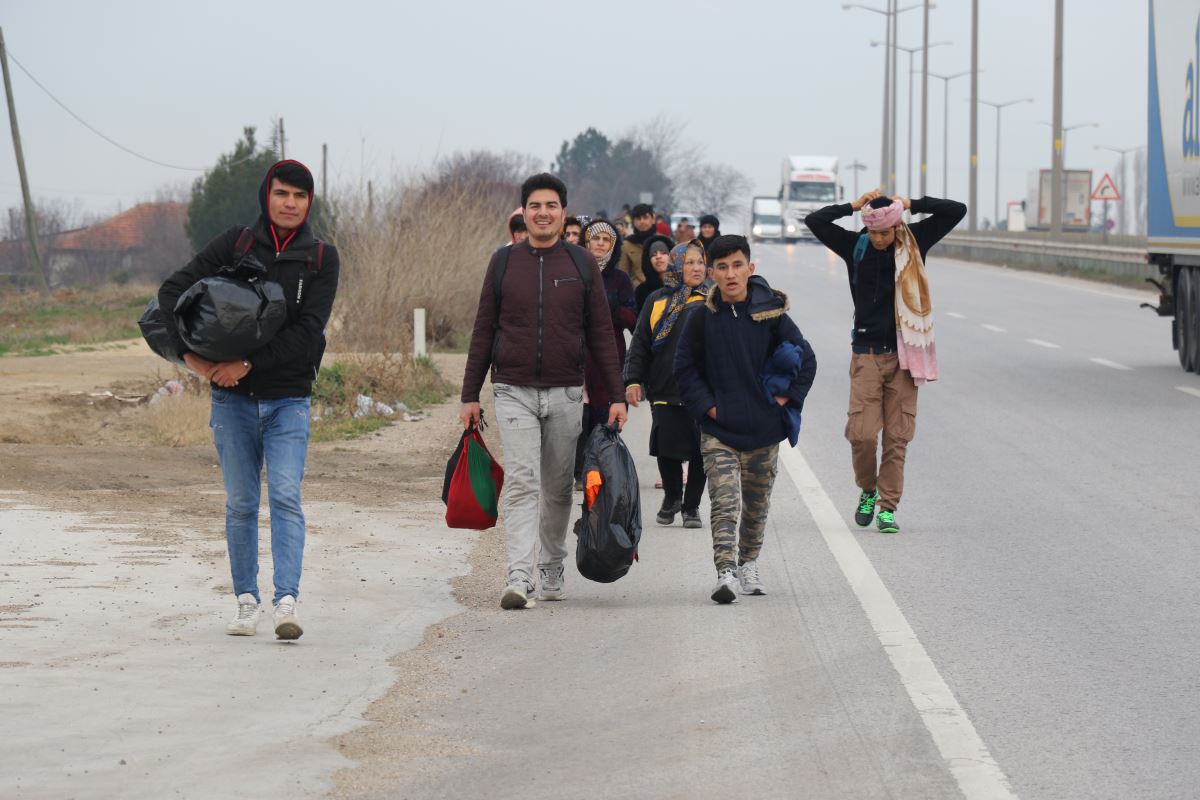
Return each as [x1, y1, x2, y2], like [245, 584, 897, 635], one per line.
[461, 172, 964, 609]
[157, 158, 964, 636]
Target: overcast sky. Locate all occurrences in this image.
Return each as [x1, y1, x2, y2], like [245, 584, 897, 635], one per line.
[1, 0, 1145, 227]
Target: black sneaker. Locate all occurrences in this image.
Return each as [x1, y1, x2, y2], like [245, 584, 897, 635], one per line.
[854, 489, 879, 527]
[876, 509, 900, 534]
[681, 508, 702, 528]
[656, 498, 682, 525]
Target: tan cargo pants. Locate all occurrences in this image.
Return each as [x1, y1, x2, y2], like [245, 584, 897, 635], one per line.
[845, 353, 918, 511]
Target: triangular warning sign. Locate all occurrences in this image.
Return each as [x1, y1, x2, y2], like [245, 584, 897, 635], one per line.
[1091, 173, 1121, 201]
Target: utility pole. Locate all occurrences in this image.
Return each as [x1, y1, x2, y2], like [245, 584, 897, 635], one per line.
[321, 143, 328, 198]
[930, 70, 971, 197]
[0, 27, 49, 294]
[919, 0, 930, 198]
[968, 0, 979, 230]
[882, 0, 892, 191]
[848, 160, 869, 227]
[889, 0, 899, 194]
[981, 98, 1033, 229]
[1050, 0, 1064, 235]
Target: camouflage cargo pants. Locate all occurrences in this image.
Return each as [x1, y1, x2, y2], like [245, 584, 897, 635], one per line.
[700, 433, 779, 575]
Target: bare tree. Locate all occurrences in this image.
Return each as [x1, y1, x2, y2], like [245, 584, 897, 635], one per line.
[676, 163, 754, 219]
[625, 115, 703, 188]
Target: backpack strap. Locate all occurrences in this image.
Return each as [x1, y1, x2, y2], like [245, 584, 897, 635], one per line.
[562, 242, 594, 331]
[307, 240, 326, 273]
[852, 232, 869, 287]
[491, 244, 511, 331]
[232, 226, 255, 262]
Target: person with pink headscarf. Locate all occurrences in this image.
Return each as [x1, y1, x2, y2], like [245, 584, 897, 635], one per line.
[804, 188, 966, 534]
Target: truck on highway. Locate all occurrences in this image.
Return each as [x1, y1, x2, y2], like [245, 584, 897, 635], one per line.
[1147, 0, 1200, 373]
[750, 196, 783, 242]
[779, 155, 841, 242]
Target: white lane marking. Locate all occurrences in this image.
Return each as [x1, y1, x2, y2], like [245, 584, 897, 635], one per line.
[1177, 386, 1200, 399]
[946, 312, 967, 319]
[1089, 357, 1133, 371]
[1026, 338, 1061, 349]
[981, 324, 1007, 333]
[778, 446, 1018, 800]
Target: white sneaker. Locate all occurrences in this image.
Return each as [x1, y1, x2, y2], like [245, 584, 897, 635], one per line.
[226, 593, 262, 635]
[710, 569, 739, 604]
[538, 564, 566, 601]
[738, 560, 766, 595]
[500, 579, 535, 610]
[273, 596, 303, 640]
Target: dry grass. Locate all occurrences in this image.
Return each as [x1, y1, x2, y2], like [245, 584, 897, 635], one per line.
[145, 392, 212, 446]
[327, 174, 513, 352]
[0, 283, 157, 356]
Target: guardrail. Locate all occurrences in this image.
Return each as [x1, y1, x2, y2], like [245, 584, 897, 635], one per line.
[938, 233, 1154, 279]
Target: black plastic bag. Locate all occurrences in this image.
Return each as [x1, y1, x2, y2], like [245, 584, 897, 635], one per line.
[173, 276, 287, 363]
[574, 423, 642, 583]
[138, 298, 185, 366]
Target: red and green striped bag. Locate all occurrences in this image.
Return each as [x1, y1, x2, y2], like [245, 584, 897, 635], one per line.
[442, 424, 504, 530]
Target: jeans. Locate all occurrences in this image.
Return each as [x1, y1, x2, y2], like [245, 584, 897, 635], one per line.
[209, 387, 311, 604]
[493, 384, 583, 591]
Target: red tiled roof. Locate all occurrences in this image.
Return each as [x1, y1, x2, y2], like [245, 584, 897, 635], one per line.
[51, 202, 186, 252]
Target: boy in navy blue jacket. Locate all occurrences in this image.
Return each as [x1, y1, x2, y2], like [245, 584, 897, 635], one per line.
[674, 236, 817, 604]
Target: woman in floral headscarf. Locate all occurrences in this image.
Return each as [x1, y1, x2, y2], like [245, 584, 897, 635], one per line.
[623, 240, 710, 528]
[572, 219, 638, 486]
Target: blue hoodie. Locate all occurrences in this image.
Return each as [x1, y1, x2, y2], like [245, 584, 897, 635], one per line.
[673, 275, 817, 451]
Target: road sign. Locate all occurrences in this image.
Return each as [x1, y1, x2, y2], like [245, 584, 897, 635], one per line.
[1092, 173, 1121, 201]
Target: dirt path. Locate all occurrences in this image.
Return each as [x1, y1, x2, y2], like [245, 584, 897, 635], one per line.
[0, 346, 503, 799]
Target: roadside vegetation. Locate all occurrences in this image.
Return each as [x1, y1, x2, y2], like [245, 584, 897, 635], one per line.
[0, 283, 154, 356]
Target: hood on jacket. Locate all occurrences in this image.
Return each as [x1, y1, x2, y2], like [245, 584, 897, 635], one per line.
[507, 207, 526, 243]
[258, 160, 316, 253]
[583, 218, 624, 272]
[705, 274, 789, 321]
[638, 233, 675, 295]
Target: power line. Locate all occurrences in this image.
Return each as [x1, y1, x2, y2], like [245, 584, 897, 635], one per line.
[6, 49, 261, 172]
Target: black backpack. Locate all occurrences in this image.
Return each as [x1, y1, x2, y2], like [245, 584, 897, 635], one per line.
[491, 241, 593, 331]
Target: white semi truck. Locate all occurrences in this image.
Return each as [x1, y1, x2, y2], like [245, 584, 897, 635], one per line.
[779, 155, 841, 241]
[1147, 0, 1200, 373]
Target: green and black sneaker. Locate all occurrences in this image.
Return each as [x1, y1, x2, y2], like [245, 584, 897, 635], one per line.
[854, 489, 879, 527]
[876, 509, 900, 534]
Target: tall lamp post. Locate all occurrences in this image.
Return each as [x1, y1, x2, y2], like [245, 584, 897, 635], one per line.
[1093, 144, 1143, 235]
[847, 160, 869, 226]
[844, 2, 924, 193]
[929, 70, 971, 197]
[980, 98, 1033, 228]
[873, 39, 950, 197]
[1038, 120, 1099, 165]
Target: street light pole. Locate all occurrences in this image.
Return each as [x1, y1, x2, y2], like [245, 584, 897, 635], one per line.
[1050, 0, 1064, 234]
[981, 97, 1034, 228]
[969, 0, 979, 230]
[848, 160, 869, 226]
[875, 40, 951, 198]
[920, 0, 931, 198]
[845, 2, 924, 194]
[1094, 144, 1144, 235]
[929, 70, 971, 197]
[1041, 120, 1099, 165]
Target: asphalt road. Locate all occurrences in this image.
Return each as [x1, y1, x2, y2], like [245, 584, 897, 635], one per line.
[385, 243, 1200, 800]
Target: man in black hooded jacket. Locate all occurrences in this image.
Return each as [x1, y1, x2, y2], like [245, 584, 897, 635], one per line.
[157, 160, 339, 640]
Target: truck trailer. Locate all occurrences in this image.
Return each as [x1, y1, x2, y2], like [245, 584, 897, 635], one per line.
[1148, 0, 1200, 373]
[779, 156, 841, 242]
